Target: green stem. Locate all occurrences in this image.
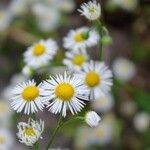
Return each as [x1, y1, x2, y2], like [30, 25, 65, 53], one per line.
[45, 115, 84, 150]
[45, 115, 63, 150]
[95, 19, 103, 60]
[32, 113, 39, 150]
[61, 116, 84, 127]
[33, 142, 39, 150]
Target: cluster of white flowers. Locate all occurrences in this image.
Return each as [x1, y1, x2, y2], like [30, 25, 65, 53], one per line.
[9, 0, 114, 148]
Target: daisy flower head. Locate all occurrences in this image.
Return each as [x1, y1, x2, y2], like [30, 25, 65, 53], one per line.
[78, 0, 101, 21]
[10, 80, 47, 115]
[63, 27, 99, 51]
[41, 72, 89, 117]
[17, 118, 44, 146]
[24, 38, 58, 69]
[63, 49, 89, 71]
[75, 61, 113, 100]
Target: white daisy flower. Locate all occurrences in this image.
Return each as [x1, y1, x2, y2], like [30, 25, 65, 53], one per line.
[85, 111, 101, 127]
[78, 0, 101, 21]
[24, 38, 58, 69]
[63, 27, 99, 51]
[0, 128, 14, 150]
[63, 49, 89, 71]
[41, 72, 89, 117]
[133, 112, 150, 133]
[75, 61, 113, 100]
[112, 57, 136, 82]
[17, 118, 44, 146]
[91, 93, 114, 113]
[10, 80, 47, 115]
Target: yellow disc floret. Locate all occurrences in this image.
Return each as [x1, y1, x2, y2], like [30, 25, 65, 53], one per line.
[88, 7, 96, 13]
[74, 32, 85, 43]
[55, 83, 74, 101]
[33, 44, 46, 56]
[22, 86, 39, 101]
[85, 71, 100, 87]
[24, 128, 35, 136]
[72, 54, 86, 66]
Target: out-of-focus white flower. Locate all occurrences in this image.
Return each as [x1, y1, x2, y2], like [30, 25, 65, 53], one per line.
[75, 126, 93, 149]
[0, 9, 12, 32]
[78, 0, 101, 21]
[133, 112, 150, 132]
[112, 57, 136, 82]
[120, 100, 137, 117]
[10, 80, 47, 114]
[63, 49, 89, 71]
[32, 3, 60, 32]
[63, 27, 99, 51]
[54, 0, 75, 12]
[9, 0, 29, 16]
[0, 100, 12, 127]
[110, 0, 138, 11]
[17, 118, 44, 146]
[22, 65, 33, 77]
[24, 39, 58, 69]
[0, 128, 14, 150]
[41, 72, 89, 117]
[75, 60, 113, 100]
[92, 121, 113, 145]
[85, 111, 101, 127]
[91, 93, 114, 113]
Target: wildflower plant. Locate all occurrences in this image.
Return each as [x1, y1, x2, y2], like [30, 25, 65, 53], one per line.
[9, 0, 114, 149]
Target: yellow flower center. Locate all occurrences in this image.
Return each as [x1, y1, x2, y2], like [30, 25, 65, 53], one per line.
[22, 86, 39, 101]
[85, 71, 100, 87]
[55, 83, 74, 101]
[24, 128, 35, 136]
[0, 136, 5, 144]
[74, 32, 85, 43]
[88, 7, 96, 13]
[33, 44, 46, 56]
[72, 54, 86, 66]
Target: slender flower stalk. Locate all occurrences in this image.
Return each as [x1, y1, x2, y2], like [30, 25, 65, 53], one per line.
[95, 19, 103, 60]
[46, 114, 64, 150]
[45, 115, 84, 150]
